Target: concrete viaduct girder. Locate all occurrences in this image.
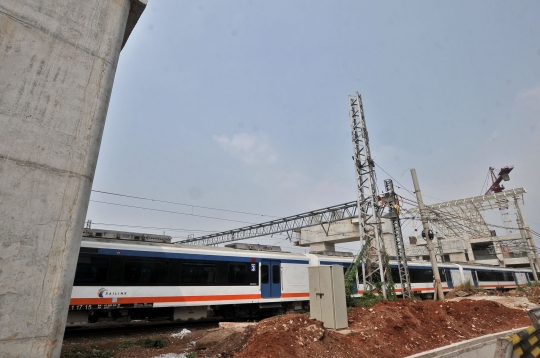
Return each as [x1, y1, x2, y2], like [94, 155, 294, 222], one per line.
[0, 1, 146, 357]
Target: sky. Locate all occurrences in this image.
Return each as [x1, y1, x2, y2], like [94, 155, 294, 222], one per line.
[86, 1, 540, 254]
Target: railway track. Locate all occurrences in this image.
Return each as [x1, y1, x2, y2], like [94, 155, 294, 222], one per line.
[64, 319, 221, 337]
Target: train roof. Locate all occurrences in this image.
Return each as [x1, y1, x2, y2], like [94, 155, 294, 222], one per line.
[80, 236, 310, 260]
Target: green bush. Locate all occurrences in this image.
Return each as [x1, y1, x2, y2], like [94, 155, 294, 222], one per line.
[348, 291, 384, 308]
[460, 279, 473, 291]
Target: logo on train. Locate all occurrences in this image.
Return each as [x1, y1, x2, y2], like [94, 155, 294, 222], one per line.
[97, 288, 127, 297]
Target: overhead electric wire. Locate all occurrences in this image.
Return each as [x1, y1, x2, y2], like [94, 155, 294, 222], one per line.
[479, 170, 490, 195]
[374, 163, 417, 200]
[91, 190, 279, 218]
[89, 222, 218, 233]
[89, 200, 258, 225]
[374, 163, 446, 203]
[404, 202, 534, 235]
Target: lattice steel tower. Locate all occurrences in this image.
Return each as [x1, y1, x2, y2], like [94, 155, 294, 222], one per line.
[348, 92, 387, 299]
[383, 179, 413, 299]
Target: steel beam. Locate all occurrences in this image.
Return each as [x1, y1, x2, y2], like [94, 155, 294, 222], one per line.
[176, 201, 359, 246]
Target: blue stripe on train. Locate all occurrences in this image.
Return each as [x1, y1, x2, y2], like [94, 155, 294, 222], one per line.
[92, 247, 309, 264]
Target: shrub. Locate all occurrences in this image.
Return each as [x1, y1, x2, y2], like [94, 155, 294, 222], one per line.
[349, 291, 384, 308]
[459, 279, 473, 291]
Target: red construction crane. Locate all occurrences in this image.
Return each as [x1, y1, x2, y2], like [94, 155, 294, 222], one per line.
[485, 166, 514, 195]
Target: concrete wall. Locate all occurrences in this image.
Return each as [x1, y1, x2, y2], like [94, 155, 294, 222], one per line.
[405, 327, 524, 358]
[298, 218, 396, 255]
[0, 1, 145, 357]
[449, 252, 467, 262]
[299, 219, 360, 247]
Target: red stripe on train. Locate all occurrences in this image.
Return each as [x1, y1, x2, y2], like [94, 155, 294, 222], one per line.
[70, 292, 309, 305]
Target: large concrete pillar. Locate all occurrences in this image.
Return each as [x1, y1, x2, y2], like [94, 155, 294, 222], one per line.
[0, 1, 146, 357]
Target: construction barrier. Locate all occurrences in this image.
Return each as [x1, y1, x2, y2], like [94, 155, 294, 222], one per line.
[499, 321, 540, 358]
[406, 328, 526, 358]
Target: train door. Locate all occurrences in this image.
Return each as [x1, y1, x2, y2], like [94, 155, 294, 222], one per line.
[450, 269, 464, 288]
[514, 272, 528, 286]
[441, 269, 453, 289]
[261, 260, 281, 298]
[461, 270, 474, 287]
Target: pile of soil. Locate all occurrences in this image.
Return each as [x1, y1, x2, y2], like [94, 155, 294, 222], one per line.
[505, 286, 540, 305]
[232, 299, 531, 358]
[232, 314, 329, 358]
[61, 298, 532, 358]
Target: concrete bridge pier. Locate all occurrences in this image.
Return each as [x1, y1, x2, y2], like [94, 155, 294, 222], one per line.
[0, 1, 146, 357]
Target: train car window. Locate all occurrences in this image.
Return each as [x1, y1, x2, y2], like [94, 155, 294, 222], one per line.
[181, 263, 217, 284]
[477, 271, 495, 281]
[123, 259, 169, 284]
[390, 267, 400, 283]
[228, 263, 248, 284]
[476, 271, 487, 281]
[409, 268, 434, 283]
[261, 265, 269, 284]
[272, 265, 281, 284]
[74, 255, 109, 284]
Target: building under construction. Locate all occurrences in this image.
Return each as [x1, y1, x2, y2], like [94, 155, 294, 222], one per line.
[297, 184, 538, 270]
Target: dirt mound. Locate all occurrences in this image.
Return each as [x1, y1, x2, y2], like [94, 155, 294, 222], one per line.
[341, 299, 530, 357]
[233, 299, 531, 358]
[505, 285, 540, 305]
[232, 314, 327, 358]
[61, 298, 533, 358]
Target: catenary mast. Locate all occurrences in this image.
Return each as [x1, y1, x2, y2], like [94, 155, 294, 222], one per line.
[348, 92, 388, 299]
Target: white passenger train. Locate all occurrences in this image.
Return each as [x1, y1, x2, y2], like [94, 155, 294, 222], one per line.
[67, 230, 534, 324]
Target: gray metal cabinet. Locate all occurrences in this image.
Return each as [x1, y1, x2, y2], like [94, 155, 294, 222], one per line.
[308, 265, 348, 330]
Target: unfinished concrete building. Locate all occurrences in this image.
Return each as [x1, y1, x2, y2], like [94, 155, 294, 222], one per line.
[297, 187, 540, 271]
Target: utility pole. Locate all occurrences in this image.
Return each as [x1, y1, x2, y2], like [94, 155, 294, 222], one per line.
[514, 197, 540, 281]
[410, 169, 445, 301]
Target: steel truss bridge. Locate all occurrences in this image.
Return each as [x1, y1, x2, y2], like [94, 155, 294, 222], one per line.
[177, 187, 527, 248]
[176, 201, 359, 246]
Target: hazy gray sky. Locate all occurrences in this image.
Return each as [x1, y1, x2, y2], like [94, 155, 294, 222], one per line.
[87, 1, 540, 253]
